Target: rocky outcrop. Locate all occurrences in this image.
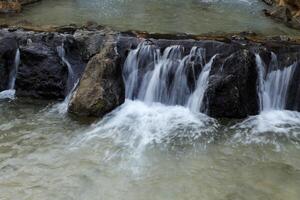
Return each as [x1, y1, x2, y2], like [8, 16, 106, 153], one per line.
[0, 0, 40, 13]
[1, 26, 300, 118]
[0, 28, 87, 99]
[68, 41, 124, 117]
[263, 0, 300, 29]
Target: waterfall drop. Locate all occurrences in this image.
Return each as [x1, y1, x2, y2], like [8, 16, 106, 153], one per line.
[8, 48, 20, 90]
[52, 43, 78, 114]
[123, 42, 214, 113]
[256, 53, 297, 111]
[0, 49, 20, 100]
[57, 43, 75, 94]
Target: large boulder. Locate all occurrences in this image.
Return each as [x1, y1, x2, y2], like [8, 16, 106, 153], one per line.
[16, 42, 67, 99]
[12, 30, 86, 99]
[68, 41, 125, 117]
[203, 50, 259, 118]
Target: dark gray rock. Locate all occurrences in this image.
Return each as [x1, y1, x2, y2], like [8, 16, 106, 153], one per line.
[203, 50, 259, 118]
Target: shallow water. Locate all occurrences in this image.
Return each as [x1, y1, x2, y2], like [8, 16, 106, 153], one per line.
[0, 0, 299, 35]
[0, 99, 299, 200]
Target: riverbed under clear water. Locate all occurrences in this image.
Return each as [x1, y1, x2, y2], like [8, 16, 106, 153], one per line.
[0, 98, 299, 200]
[0, 0, 299, 35]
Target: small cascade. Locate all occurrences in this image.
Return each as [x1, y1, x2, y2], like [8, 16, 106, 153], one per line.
[57, 43, 75, 94]
[123, 41, 213, 112]
[8, 48, 21, 90]
[256, 53, 297, 111]
[187, 55, 217, 112]
[52, 42, 78, 114]
[0, 49, 20, 100]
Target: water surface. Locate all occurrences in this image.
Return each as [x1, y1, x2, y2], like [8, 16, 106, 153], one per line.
[0, 99, 299, 200]
[0, 0, 299, 35]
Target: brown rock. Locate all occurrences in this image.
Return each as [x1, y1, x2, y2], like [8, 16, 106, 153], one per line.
[263, 0, 300, 29]
[0, 0, 40, 13]
[68, 41, 125, 117]
[0, 0, 21, 13]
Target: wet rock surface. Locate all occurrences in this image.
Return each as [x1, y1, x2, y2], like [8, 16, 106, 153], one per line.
[203, 50, 259, 118]
[69, 40, 125, 117]
[0, 28, 87, 99]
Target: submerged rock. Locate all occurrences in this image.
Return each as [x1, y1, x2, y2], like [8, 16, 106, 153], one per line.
[68, 41, 125, 117]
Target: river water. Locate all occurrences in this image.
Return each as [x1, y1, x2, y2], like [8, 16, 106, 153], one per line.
[1, 0, 300, 199]
[0, 0, 299, 35]
[0, 98, 300, 200]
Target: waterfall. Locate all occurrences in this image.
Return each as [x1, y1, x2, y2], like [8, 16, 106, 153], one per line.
[187, 55, 217, 112]
[256, 53, 297, 111]
[52, 43, 77, 114]
[123, 41, 215, 113]
[8, 48, 20, 90]
[57, 43, 75, 94]
[0, 49, 20, 100]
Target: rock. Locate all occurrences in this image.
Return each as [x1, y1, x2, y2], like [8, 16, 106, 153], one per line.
[262, 0, 300, 30]
[16, 42, 67, 99]
[0, 0, 40, 13]
[203, 50, 259, 118]
[286, 62, 300, 111]
[10, 30, 86, 99]
[73, 30, 106, 61]
[0, 36, 18, 91]
[68, 41, 125, 117]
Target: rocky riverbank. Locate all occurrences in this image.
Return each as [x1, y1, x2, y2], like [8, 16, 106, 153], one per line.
[0, 0, 41, 13]
[1, 25, 300, 119]
[263, 0, 300, 29]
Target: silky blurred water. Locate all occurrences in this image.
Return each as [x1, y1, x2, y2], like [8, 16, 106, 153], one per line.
[0, 99, 299, 200]
[0, 0, 299, 35]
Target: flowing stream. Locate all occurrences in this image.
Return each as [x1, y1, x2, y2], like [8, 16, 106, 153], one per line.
[1, 42, 300, 199]
[1, 1, 300, 199]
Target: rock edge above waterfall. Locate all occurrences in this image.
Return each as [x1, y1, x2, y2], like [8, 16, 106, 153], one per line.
[1, 25, 300, 119]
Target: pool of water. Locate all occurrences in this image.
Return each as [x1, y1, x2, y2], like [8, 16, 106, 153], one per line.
[0, 99, 299, 200]
[0, 0, 299, 35]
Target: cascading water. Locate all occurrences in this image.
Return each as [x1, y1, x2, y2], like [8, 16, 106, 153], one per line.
[0, 49, 20, 100]
[51, 43, 78, 114]
[187, 54, 217, 112]
[57, 43, 75, 94]
[256, 53, 297, 111]
[8, 49, 21, 90]
[123, 41, 215, 112]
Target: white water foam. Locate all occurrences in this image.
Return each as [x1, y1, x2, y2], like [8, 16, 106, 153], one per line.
[0, 89, 16, 100]
[73, 100, 219, 161]
[230, 110, 300, 149]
